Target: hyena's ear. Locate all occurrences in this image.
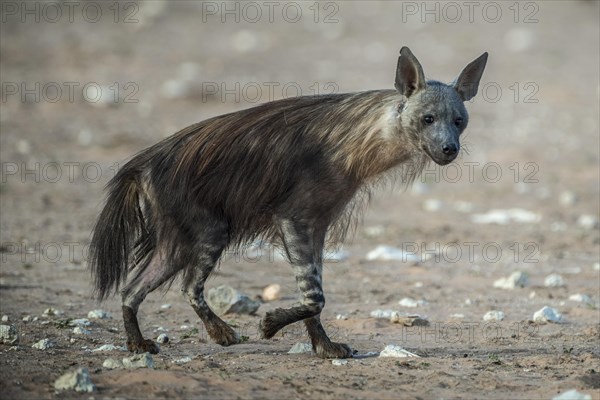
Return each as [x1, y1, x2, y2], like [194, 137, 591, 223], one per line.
[453, 52, 488, 101]
[395, 47, 426, 98]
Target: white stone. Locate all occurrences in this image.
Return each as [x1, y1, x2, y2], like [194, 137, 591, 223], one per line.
[552, 389, 592, 400]
[483, 311, 505, 321]
[423, 199, 442, 212]
[594, 262, 600, 271]
[43, 308, 63, 317]
[1, 315, 8, 322]
[262, 283, 281, 302]
[493, 271, 529, 289]
[398, 298, 427, 307]
[366, 245, 426, 262]
[471, 209, 541, 225]
[288, 343, 313, 354]
[379, 345, 420, 358]
[207, 285, 261, 315]
[577, 215, 599, 230]
[558, 191, 577, 206]
[160, 304, 172, 310]
[22, 315, 33, 322]
[32, 339, 55, 350]
[370, 309, 398, 319]
[568, 294, 593, 305]
[102, 358, 123, 370]
[69, 318, 91, 327]
[172, 356, 193, 364]
[0, 324, 19, 344]
[122, 353, 155, 369]
[73, 327, 91, 335]
[54, 368, 95, 392]
[336, 314, 348, 320]
[544, 274, 566, 288]
[532, 306, 563, 323]
[331, 359, 348, 366]
[156, 333, 169, 344]
[91, 344, 127, 352]
[87, 310, 111, 319]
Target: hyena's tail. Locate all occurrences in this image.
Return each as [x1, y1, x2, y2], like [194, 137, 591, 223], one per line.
[89, 160, 154, 301]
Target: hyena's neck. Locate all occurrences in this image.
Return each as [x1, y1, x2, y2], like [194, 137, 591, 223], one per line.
[318, 90, 422, 182]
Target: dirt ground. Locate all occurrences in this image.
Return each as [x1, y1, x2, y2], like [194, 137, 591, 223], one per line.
[1, 1, 599, 399]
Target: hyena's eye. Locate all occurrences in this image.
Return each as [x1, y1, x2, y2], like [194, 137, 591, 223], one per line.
[423, 115, 434, 124]
[455, 117, 463, 127]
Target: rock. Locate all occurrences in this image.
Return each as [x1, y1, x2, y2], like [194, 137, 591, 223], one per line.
[370, 309, 398, 319]
[262, 283, 281, 302]
[156, 333, 169, 344]
[577, 214, 599, 230]
[379, 344, 420, 358]
[594, 262, 600, 271]
[102, 358, 123, 370]
[389, 313, 429, 326]
[91, 344, 127, 352]
[207, 285, 261, 315]
[558, 191, 577, 206]
[160, 304, 172, 310]
[493, 271, 529, 289]
[398, 298, 427, 307]
[288, 343, 313, 354]
[471, 209, 541, 224]
[552, 389, 592, 400]
[54, 368, 95, 392]
[366, 245, 426, 262]
[532, 306, 563, 323]
[0, 324, 19, 344]
[42, 308, 63, 317]
[172, 356, 193, 364]
[122, 353, 155, 369]
[69, 318, 91, 327]
[423, 198, 442, 212]
[483, 311, 505, 321]
[87, 310, 110, 319]
[568, 294, 594, 305]
[73, 327, 91, 335]
[331, 359, 348, 366]
[1, 315, 8, 322]
[544, 274, 566, 287]
[336, 314, 348, 320]
[22, 315, 33, 322]
[32, 339, 55, 350]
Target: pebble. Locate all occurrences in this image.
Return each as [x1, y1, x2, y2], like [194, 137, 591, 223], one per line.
[1, 315, 8, 322]
[91, 344, 127, 352]
[558, 191, 577, 206]
[379, 344, 420, 358]
[122, 353, 155, 369]
[577, 214, 599, 230]
[73, 327, 91, 335]
[156, 333, 169, 344]
[483, 311, 505, 321]
[389, 313, 429, 326]
[288, 343, 313, 354]
[544, 273, 566, 288]
[22, 315, 37, 322]
[0, 324, 19, 344]
[568, 294, 593, 305]
[552, 389, 592, 400]
[331, 359, 348, 366]
[102, 358, 123, 370]
[594, 262, 600, 271]
[336, 314, 348, 320]
[398, 298, 427, 307]
[172, 356, 193, 364]
[54, 368, 95, 393]
[87, 310, 111, 319]
[532, 306, 563, 323]
[423, 198, 442, 212]
[262, 283, 282, 302]
[370, 309, 397, 319]
[69, 318, 91, 327]
[493, 271, 529, 289]
[471, 208, 541, 224]
[160, 304, 172, 310]
[366, 245, 425, 262]
[42, 308, 64, 317]
[32, 339, 55, 350]
[207, 285, 261, 315]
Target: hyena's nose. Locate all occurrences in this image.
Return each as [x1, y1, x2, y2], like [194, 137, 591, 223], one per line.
[442, 143, 458, 156]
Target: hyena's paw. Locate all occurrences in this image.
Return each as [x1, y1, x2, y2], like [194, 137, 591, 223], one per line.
[259, 309, 285, 339]
[127, 338, 160, 354]
[207, 322, 240, 346]
[314, 341, 355, 359]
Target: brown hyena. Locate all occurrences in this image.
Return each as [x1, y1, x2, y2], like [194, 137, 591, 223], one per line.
[89, 47, 488, 358]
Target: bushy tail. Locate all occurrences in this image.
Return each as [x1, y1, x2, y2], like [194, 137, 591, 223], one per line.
[89, 164, 151, 300]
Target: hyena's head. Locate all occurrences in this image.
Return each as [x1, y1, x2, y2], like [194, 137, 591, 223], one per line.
[395, 47, 488, 166]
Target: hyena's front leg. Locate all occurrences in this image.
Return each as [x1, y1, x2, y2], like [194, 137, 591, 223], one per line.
[260, 219, 354, 358]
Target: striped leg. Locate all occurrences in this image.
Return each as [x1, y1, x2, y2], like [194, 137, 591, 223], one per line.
[260, 219, 353, 358]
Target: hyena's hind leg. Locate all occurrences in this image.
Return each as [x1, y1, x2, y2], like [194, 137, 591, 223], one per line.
[184, 219, 239, 346]
[260, 219, 354, 358]
[121, 250, 182, 354]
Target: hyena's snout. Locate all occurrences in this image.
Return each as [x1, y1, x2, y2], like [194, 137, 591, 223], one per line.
[424, 134, 460, 166]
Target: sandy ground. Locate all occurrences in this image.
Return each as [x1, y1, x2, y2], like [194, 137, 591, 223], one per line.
[1, 1, 599, 399]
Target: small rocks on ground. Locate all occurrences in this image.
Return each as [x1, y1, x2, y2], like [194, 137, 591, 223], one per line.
[69, 318, 91, 327]
[544, 273, 566, 287]
[207, 285, 261, 315]
[483, 311, 505, 321]
[157, 333, 169, 344]
[73, 326, 91, 335]
[336, 314, 348, 320]
[160, 304, 172, 310]
[331, 359, 348, 366]
[379, 344, 420, 358]
[172, 356, 193, 364]
[0, 324, 19, 344]
[91, 344, 127, 352]
[54, 368, 95, 393]
[398, 297, 428, 307]
[493, 271, 529, 289]
[366, 245, 427, 262]
[558, 191, 577, 206]
[423, 198, 442, 212]
[102, 358, 123, 370]
[552, 389, 592, 400]
[288, 343, 313, 354]
[568, 294, 594, 306]
[43, 308, 64, 317]
[577, 214, 599, 230]
[1, 315, 8, 322]
[22, 315, 35, 322]
[262, 283, 281, 302]
[32, 339, 55, 350]
[87, 310, 111, 319]
[533, 306, 563, 323]
[122, 353, 155, 369]
[471, 208, 541, 224]
[390, 313, 429, 326]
